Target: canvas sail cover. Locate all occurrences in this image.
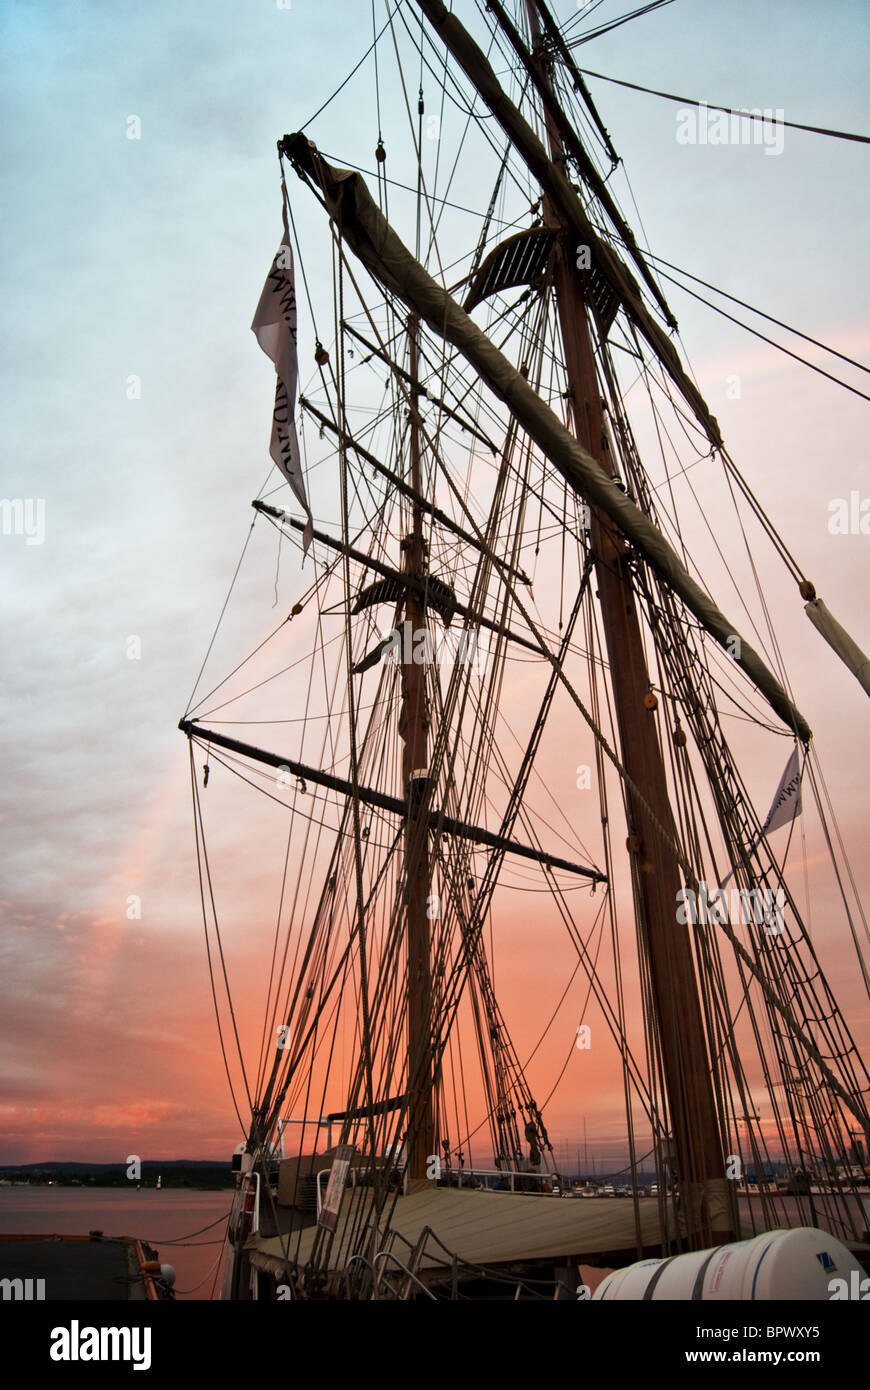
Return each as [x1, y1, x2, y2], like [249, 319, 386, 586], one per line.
[245, 1185, 686, 1275]
[251, 205, 313, 552]
[805, 597, 870, 697]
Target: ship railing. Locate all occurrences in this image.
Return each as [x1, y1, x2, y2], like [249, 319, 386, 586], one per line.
[341, 1230, 436, 1300]
[315, 1161, 562, 1223]
[439, 1167, 560, 1194]
[314, 1163, 559, 1210]
[362, 1223, 555, 1299]
[276, 1116, 334, 1158]
[372, 1250, 436, 1301]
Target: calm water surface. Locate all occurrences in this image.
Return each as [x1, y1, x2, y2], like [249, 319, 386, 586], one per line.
[0, 1187, 232, 1300]
[2, 1187, 865, 1301]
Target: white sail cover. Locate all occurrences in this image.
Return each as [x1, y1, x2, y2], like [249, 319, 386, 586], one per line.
[805, 597, 870, 697]
[251, 211, 313, 552]
[761, 746, 803, 836]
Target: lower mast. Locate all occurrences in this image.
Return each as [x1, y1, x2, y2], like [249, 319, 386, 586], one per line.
[402, 313, 436, 1186]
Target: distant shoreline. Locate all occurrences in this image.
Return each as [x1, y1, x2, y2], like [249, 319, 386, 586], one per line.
[0, 1180, 235, 1190]
[0, 1162, 235, 1191]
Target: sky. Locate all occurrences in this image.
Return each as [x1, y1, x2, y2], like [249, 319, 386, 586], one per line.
[1, 0, 868, 1170]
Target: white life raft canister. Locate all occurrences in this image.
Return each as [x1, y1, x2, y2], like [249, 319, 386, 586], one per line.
[592, 1227, 865, 1300]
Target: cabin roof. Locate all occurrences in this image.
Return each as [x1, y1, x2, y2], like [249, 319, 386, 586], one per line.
[246, 1189, 682, 1275]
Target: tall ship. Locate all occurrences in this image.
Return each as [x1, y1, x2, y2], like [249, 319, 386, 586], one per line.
[179, 0, 870, 1300]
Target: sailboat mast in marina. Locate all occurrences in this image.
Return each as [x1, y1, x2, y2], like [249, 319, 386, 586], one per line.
[179, 0, 870, 1300]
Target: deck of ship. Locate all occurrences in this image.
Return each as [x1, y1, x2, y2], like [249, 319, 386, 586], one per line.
[246, 1189, 703, 1276]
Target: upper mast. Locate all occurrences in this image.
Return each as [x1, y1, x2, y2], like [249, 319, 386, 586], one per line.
[519, 0, 732, 1246]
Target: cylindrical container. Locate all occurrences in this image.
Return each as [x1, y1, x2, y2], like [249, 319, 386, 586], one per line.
[592, 1227, 865, 1300]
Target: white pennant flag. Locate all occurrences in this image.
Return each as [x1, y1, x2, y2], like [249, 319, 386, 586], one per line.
[760, 746, 803, 836]
[720, 745, 803, 887]
[251, 207, 313, 553]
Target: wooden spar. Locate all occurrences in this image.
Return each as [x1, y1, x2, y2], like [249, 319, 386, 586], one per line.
[412, 0, 722, 450]
[402, 313, 436, 1185]
[533, 0, 618, 163]
[178, 720, 606, 881]
[522, 0, 732, 1246]
[297, 399, 531, 585]
[281, 132, 811, 742]
[251, 501, 540, 652]
[340, 320, 497, 453]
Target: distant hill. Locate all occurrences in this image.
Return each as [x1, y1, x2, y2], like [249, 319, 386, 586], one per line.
[0, 1160, 234, 1189]
[1, 1161, 227, 1172]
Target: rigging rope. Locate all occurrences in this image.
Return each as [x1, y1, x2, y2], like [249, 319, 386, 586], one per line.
[565, 1, 674, 47]
[307, 214, 870, 1139]
[183, 20, 870, 1265]
[189, 746, 251, 1134]
[653, 266, 870, 407]
[577, 68, 870, 145]
[300, 2, 402, 131]
[631, 247, 870, 380]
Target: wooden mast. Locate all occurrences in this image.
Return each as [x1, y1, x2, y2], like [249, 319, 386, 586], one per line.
[402, 313, 435, 1186]
[522, 0, 732, 1245]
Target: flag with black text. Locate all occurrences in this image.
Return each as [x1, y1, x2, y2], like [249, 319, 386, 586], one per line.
[251, 214, 313, 552]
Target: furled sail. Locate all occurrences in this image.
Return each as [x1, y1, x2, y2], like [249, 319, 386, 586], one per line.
[805, 596, 870, 696]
